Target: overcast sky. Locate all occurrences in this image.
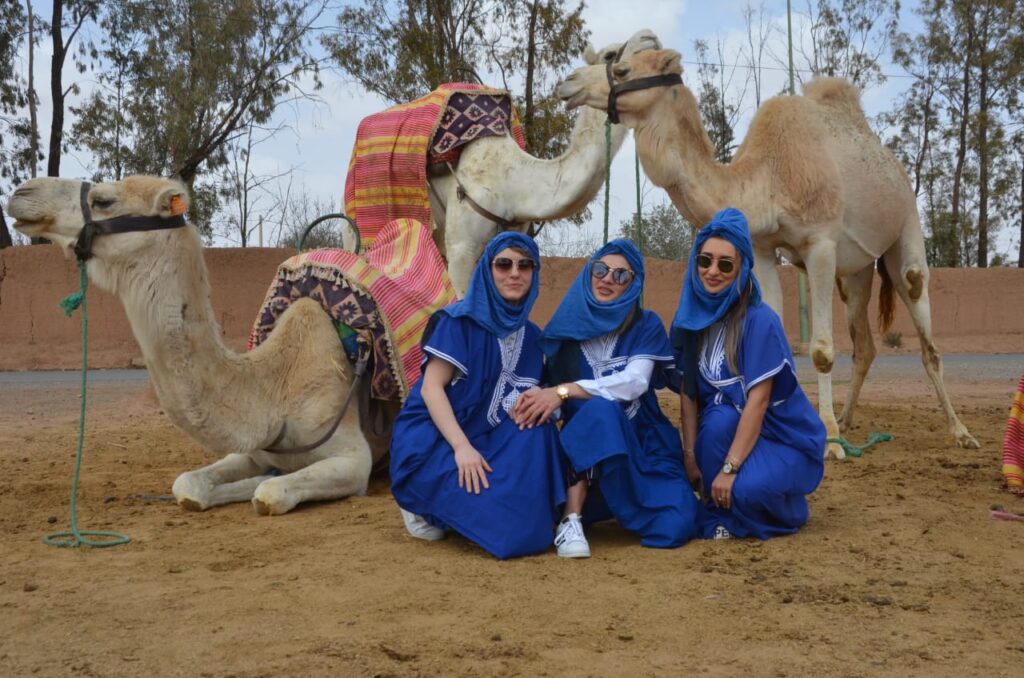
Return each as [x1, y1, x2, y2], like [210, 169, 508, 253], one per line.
[21, 0, 1017, 260]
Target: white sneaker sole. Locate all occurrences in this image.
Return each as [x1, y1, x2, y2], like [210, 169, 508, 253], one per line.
[557, 544, 591, 558]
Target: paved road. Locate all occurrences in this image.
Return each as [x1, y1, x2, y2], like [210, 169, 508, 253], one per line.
[1, 354, 1021, 386]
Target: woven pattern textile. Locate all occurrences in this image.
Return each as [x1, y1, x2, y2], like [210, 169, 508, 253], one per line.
[343, 83, 525, 249]
[248, 219, 456, 401]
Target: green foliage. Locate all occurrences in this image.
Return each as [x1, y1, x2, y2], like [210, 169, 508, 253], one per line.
[798, 0, 900, 88]
[618, 203, 694, 262]
[324, 0, 588, 158]
[0, 0, 32, 185]
[692, 39, 738, 163]
[71, 1, 325, 183]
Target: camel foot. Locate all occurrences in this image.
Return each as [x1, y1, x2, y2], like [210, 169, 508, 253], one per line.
[251, 480, 299, 516]
[178, 497, 207, 512]
[825, 441, 846, 461]
[955, 429, 981, 450]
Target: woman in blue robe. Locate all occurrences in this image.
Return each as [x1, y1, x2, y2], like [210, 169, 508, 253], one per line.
[514, 239, 700, 557]
[389, 232, 565, 560]
[671, 208, 826, 540]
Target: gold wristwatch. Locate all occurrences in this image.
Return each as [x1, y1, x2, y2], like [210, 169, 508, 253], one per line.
[722, 458, 740, 475]
[556, 384, 571, 401]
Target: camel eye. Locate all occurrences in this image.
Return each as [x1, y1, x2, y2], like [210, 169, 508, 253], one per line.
[92, 198, 114, 209]
[602, 51, 615, 63]
[613, 65, 630, 79]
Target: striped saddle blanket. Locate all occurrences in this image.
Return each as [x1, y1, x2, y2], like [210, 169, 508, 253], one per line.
[1003, 373, 1024, 494]
[247, 219, 457, 402]
[343, 83, 526, 249]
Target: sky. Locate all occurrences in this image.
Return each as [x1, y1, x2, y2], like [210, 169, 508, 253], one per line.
[15, 0, 1018, 260]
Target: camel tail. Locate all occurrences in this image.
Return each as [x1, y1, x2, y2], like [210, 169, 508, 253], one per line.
[802, 77, 869, 127]
[877, 257, 895, 333]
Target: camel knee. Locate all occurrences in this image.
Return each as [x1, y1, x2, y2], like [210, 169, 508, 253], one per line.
[811, 343, 834, 374]
[921, 341, 941, 372]
[905, 267, 924, 301]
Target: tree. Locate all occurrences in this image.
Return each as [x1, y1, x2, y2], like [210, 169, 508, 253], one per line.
[1, 0, 30, 248]
[619, 202, 694, 262]
[692, 38, 742, 163]
[796, 0, 900, 89]
[47, 0, 97, 178]
[324, 0, 588, 158]
[72, 1, 327, 183]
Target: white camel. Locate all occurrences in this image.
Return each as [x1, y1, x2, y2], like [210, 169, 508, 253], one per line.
[427, 29, 660, 295]
[9, 175, 399, 515]
[557, 48, 979, 457]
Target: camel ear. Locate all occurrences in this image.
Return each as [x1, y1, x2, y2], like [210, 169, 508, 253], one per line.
[660, 50, 683, 74]
[583, 44, 598, 65]
[156, 182, 190, 218]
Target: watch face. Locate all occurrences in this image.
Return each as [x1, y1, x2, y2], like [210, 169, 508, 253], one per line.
[723, 462, 734, 474]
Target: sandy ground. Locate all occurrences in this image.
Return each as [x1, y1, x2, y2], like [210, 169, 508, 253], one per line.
[1, 358, 1023, 677]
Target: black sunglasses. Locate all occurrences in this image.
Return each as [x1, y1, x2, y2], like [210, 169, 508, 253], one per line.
[591, 260, 635, 285]
[696, 253, 736, 274]
[492, 257, 536, 272]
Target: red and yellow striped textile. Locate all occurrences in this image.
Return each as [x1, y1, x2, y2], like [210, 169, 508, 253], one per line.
[249, 219, 456, 399]
[343, 83, 525, 249]
[1003, 373, 1024, 494]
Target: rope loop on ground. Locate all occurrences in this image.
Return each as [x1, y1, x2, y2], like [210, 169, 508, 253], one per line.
[827, 432, 895, 458]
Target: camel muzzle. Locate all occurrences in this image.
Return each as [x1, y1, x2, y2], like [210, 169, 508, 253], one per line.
[73, 181, 187, 262]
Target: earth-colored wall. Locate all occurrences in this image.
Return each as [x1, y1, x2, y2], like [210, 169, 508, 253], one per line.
[1, 245, 1021, 371]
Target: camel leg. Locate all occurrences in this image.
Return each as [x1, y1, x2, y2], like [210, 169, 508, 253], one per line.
[802, 237, 845, 459]
[837, 266, 877, 432]
[754, 245, 784, 313]
[172, 453, 274, 512]
[882, 235, 979, 449]
[251, 432, 373, 516]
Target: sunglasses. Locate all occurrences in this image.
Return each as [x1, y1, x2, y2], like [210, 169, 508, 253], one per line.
[696, 253, 736, 274]
[591, 261, 635, 285]
[492, 257, 537, 272]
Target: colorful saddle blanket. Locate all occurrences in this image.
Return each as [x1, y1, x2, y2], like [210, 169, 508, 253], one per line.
[1003, 373, 1024, 494]
[248, 219, 457, 402]
[343, 83, 526, 249]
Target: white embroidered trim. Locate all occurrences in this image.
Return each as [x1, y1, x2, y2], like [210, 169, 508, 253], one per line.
[423, 346, 468, 381]
[486, 328, 539, 426]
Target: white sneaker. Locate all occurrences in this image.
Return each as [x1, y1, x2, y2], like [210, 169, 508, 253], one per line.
[400, 508, 445, 541]
[712, 525, 733, 540]
[554, 513, 591, 558]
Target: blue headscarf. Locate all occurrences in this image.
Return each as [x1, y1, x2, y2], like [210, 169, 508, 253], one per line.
[670, 207, 762, 333]
[541, 238, 645, 357]
[439, 231, 540, 337]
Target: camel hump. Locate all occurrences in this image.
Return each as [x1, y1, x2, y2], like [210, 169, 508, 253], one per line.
[802, 77, 867, 122]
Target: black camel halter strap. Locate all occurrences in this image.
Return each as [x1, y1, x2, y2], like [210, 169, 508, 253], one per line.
[73, 181, 188, 262]
[605, 45, 683, 125]
[444, 161, 528, 233]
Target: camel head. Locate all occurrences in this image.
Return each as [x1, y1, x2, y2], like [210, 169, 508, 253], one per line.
[558, 48, 683, 121]
[583, 28, 661, 67]
[8, 175, 191, 259]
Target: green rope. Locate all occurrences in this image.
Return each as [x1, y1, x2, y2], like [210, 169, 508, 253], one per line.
[602, 119, 612, 245]
[44, 261, 131, 548]
[634, 148, 643, 256]
[827, 432, 894, 459]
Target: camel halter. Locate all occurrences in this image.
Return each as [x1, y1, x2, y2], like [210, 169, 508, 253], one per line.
[605, 47, 683, 125]
[73, 181, 188, 262]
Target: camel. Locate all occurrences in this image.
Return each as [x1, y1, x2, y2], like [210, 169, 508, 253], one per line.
[427, 29, 660, 296]
[557, 48, 979, 458]
[8, 175, 398, 514]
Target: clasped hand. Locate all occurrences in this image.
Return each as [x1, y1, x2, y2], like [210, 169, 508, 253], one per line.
[511, 386, 561, 430]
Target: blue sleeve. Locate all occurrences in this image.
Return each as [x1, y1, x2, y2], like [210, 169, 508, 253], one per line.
[422, 314, 474, 377]
[739, 304, 798, 401]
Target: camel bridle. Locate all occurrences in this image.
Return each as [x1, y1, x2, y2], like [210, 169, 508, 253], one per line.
[605, 47, 683, 125]
[73, 181, 188, 262]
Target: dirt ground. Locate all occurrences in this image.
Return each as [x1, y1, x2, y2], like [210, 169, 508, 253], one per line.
[1, 359, 1023, 677]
